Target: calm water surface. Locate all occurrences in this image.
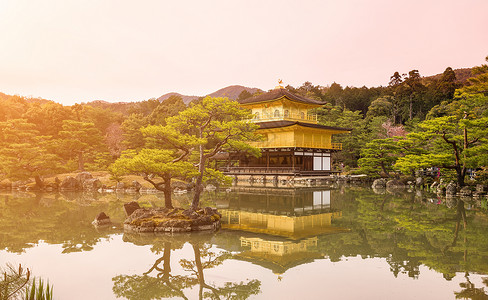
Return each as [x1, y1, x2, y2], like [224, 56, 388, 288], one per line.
[1, 187, 488, 299]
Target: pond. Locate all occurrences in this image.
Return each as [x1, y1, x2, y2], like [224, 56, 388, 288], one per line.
[1, 186, 488, 299]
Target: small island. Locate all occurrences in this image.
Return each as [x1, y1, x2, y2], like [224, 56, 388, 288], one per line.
[123, 202, 222, 233]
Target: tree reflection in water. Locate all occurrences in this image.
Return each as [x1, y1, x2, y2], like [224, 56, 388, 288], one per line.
[2, 188, 488, 298]
[112, 235, 260, 300]
[334, 191, 487, 278]
[455, 274, 488, 299]
[0, 192, 123, 254]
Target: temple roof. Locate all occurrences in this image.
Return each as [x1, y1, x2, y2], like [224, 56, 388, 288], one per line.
[257, 120, 351, 132]
[234, 251, 323, 275]
[238, 88, 325, 105]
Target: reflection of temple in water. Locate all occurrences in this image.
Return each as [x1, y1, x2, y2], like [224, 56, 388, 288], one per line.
[215, 187, 349, 274]
[222, 210, 343, 239]
[217, 187, 343, 215]
[236, 236, 324, 274]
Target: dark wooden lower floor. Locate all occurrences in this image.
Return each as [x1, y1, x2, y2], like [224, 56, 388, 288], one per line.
[215, 147, 339, 176]
[219, 166, 339, 176]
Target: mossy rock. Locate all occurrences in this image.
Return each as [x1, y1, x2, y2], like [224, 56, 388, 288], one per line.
[124, 207, 221, 233]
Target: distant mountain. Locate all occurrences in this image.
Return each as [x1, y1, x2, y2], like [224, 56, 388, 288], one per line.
[157, 92, 199, 105]
[207, 85, 259, 100]
[158, 85, 260, 105]
[424, 68, 473, 83]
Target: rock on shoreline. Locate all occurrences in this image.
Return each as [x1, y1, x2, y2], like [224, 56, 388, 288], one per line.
[92, 212, 111, 226]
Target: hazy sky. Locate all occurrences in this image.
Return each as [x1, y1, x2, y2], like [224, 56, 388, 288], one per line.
[0, 0, 487, 105]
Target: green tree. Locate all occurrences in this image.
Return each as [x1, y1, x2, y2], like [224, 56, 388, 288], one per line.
[398, 70, 426, 121]
[395, 114, 488, 186]
[423, 67, 459, 112]
[79, 105, 124, 134]
[366, 96, 394, 120]
[161, 97, 260, 211]
[396, 58, 488, 186]
[147, 96, 186, 126]
[112, 97, 259, 209]
[437, 67, 459, 100]
[23, 102, 75, 137]
[459, 55, 488, 97]
[121, 113, 148, 150]
[237, 90, 253, 101]
[317, 104, 366, 167]
[389, 71, 403, 124]
[389, 71, 403, 87]
[342, 86, 383, 115]
[323, 82, 344, 106]
[358, 138, 401, 177]
[104, 122, 124, 157]
[0, 119, 64, 188]
[120, 97, 186, 151]
[295, 81, 325, 101]
[110, 149, 196, 208]
[127, 98, 161, 116]
[57, 120, 106, 171]
[0, 95, 30, 122]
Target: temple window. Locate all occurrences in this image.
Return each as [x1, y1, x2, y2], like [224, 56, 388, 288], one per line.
[300, 112, 305, 119]
[255, 112, 260, 119]
[274, 109, 280, 118]
[284, 110, 289, 118]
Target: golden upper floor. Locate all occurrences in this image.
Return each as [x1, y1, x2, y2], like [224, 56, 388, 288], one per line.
[239, 88, 323, 124]
[250, 122, 349, 150]
[251, 109, 318, 124]
[238, 88, 351, 150]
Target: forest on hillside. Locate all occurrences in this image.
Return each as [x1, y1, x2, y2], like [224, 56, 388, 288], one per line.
[0, 57, 487, 189]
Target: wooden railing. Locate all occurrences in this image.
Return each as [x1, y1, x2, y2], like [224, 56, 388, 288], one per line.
[249, 141, 342, 150]
[248, 113, 318, 124]
[221, 166, 301, 174]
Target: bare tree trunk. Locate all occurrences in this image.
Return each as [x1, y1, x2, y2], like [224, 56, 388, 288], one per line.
[380, 162, 390, 177]
[162, 242, 171, 280]
[193, 244, 205, 285]
[191, 145, 206, 211]
[143, 173, 174, 208]
[78, 151, 85, 171]
[163, 174, 173, 209]
[34, 175, 44, 189]
[457, 168, 466, 187]
[192, 244, 205, 300]
[192, 244, 220, 299]
[409, 94, 413, 120]
[459, 111, 468, 187]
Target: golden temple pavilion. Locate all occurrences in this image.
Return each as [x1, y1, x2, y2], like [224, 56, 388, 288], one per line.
[224, 86, 351, 176]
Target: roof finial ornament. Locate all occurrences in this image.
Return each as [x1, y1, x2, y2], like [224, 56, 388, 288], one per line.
[275, 79, 284, 89]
